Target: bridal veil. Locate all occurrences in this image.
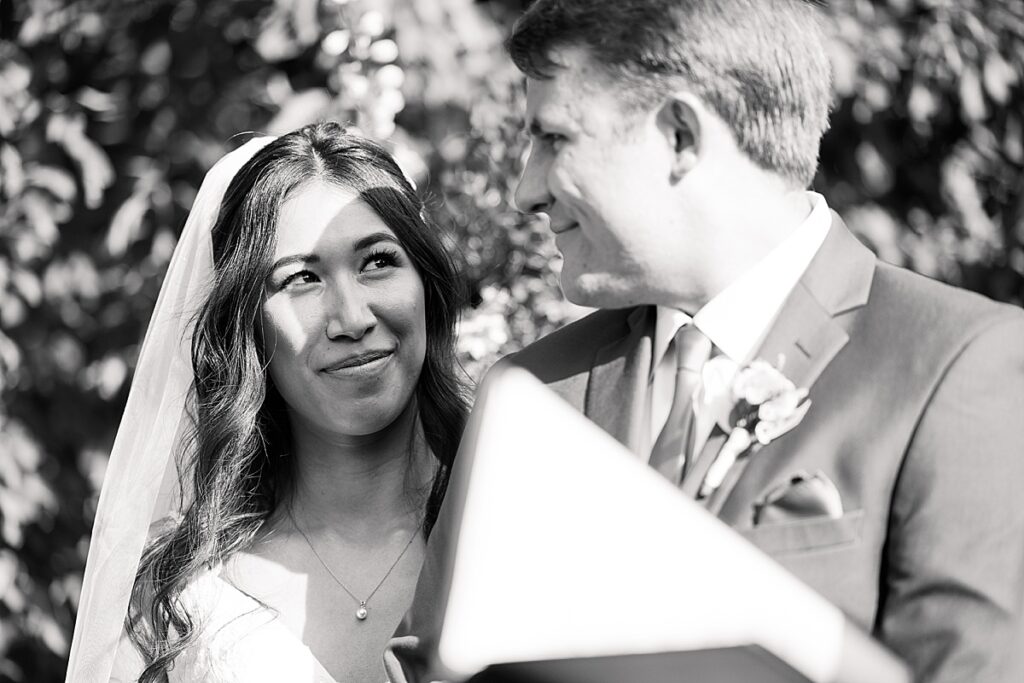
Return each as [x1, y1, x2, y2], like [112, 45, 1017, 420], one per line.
[65, 136, 275, 682]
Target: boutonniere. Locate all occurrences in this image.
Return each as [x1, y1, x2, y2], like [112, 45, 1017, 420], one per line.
[697, 355, 811, 499]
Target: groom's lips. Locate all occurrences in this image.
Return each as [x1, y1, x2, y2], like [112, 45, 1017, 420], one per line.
[551, 221, 579, 235]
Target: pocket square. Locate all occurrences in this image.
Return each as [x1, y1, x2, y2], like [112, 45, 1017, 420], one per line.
[753, 470, 844, 526]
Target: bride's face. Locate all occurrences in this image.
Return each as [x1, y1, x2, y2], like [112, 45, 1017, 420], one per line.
[260, 181, 427, 439]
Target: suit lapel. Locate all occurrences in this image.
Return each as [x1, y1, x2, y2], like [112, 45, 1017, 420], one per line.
[585, 306, 654, 456]
[748, 281, 852, 397]
[684, 216, 877, 513]
[698, 284, 850, 514]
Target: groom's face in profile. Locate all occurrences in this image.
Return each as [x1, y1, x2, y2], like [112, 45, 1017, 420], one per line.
[516, 46, 696, 310]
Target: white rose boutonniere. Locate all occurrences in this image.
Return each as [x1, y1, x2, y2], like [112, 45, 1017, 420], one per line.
[697, 355, 811, 499]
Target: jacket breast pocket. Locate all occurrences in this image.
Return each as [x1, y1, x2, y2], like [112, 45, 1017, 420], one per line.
[739, 509, 865, 557]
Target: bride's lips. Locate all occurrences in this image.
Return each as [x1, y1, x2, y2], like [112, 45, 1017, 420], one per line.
[320, 349, 394, 375]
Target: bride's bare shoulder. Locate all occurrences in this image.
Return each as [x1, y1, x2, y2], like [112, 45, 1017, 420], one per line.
[219, 518, 310, 612]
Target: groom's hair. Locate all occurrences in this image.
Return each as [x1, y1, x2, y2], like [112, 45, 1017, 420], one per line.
[507, 0, 833, 188]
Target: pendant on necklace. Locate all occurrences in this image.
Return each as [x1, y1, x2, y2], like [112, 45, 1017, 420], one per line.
[355, 602, 368, 621]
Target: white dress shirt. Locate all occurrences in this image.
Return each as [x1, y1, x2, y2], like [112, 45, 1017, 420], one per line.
[646, 192, 833, 461]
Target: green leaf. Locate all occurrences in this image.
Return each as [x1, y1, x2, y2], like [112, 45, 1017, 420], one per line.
[46, 113, 114, 209]
[106, 168, 161, 257]
[982, 53, 1016, 104]
[139, 40, 172, 76]
[20, 191, 60, 250]
[959, 67, 988, 121]
[0, 292, 27, 328]
[29, 605, 69, 656]
[908, 82, 939, 123]
[11, 266, 42, 308]
[0, 329, 22, 392]
[0, 143, 25, 197]
[25, 165, 76, 203]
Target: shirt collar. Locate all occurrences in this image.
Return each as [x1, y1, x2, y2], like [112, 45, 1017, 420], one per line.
[653, 191, 832, 370]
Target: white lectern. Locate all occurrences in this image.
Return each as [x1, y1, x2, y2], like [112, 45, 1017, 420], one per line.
[423, 366, 911, 683]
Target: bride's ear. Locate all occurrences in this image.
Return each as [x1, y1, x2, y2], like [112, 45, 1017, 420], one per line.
[657, 93, 702, 182]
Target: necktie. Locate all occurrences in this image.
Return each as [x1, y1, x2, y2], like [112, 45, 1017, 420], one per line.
[649, 325, 712, 484]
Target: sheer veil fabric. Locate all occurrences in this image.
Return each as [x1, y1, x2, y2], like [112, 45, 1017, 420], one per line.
[66, 136, 275, 683]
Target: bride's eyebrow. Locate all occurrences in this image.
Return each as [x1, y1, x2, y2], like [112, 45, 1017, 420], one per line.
[353, 232, 400, 251]
[269, 254, 320, 271]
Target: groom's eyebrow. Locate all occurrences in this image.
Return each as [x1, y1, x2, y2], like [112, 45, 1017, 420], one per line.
[527, 120, 546, 137]
[527, 114, 574, 139]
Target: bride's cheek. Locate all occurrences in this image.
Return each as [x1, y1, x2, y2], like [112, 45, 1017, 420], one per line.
[264, 300, 318, 356]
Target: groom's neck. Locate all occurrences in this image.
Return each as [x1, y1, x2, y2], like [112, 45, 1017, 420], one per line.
[675, 171, 813, 310]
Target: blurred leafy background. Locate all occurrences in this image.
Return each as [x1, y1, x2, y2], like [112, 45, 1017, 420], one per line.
[0, 0, 1021, 680]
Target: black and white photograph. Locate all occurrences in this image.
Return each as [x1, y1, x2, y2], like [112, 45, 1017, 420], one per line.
[1, 1, 1023, 681]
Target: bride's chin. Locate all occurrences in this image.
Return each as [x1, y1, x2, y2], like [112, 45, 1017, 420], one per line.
[298, 395, 420, 447]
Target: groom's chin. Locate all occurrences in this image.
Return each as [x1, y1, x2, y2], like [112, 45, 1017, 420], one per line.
[559, 274, 631, 310]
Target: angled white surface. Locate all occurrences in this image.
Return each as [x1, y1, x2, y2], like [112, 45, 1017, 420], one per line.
[438, 367, 845, 681]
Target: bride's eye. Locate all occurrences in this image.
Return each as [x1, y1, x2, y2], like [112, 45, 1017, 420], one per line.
[362, 248, 402, 273]
[280, 270, 319, 289]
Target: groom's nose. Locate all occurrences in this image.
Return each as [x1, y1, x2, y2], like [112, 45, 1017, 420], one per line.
[514, 148, 552, 216]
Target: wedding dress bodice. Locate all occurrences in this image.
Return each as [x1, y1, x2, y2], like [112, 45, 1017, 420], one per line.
[164, 568, 340, 683]
[110, 567, 346, 683]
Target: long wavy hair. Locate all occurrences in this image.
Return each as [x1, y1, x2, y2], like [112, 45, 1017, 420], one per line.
[126, 122, 468, 682]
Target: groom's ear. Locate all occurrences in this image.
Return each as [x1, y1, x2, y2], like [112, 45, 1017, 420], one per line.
[657, 94, 702, 181]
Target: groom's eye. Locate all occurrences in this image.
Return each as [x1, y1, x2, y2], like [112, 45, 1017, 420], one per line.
[542, 132, 565, 147]
[528, 121, 566, 149]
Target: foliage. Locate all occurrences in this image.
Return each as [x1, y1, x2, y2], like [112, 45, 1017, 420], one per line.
[821, 0, 1024, 302]
[0, 0, 1021, 680]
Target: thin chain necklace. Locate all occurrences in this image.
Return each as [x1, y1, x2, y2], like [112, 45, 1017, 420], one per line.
[287, 505, 419, 622]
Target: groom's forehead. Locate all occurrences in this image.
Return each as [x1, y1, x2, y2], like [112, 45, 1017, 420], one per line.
[524, 81, 577, 127]
[525, 46, 609, 94]
[524, 60, 620, 128]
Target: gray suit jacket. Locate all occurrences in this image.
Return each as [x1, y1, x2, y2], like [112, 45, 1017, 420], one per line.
[389, 216, 1024, 682]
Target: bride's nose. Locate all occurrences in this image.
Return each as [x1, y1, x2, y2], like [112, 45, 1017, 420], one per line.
[325, 280, 377, 340]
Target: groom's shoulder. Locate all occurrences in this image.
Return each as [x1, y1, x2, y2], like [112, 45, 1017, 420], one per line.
[869, 259, 1024, 344]
[503, 307, 639, 381]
